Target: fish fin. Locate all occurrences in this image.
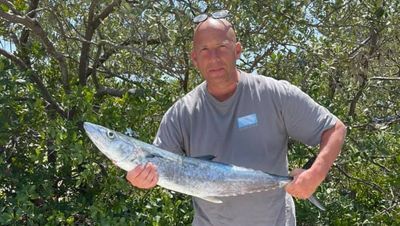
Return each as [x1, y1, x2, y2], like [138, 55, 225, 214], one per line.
[307, 195, 326, 211]
[145, 153, 163, 159]
[201, 196, 223, 203]
[302, 156, 317, 169]
[193, 155, 216, 161]
[266, 172, 293, 181]
[302, 157, 326, 211]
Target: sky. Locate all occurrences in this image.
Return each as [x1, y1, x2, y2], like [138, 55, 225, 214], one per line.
[0, 38, 16, 53]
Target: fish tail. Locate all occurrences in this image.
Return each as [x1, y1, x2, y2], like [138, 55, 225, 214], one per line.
[307, 195, 326, 211]
[302, 156, 325, 211]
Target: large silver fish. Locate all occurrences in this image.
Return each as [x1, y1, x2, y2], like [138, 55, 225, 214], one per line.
[83, 122, 325, 210]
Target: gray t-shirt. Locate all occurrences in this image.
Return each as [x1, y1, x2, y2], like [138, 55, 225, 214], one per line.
[153, 71, 337, 226]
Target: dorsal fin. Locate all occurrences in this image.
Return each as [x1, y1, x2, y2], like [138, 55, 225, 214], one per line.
[193, 155, 216, 161]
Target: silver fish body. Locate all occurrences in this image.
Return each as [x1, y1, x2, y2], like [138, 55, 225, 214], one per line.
[83, 122, 324, 209]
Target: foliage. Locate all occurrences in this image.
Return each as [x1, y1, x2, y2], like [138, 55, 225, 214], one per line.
[0, 0, 399, 225]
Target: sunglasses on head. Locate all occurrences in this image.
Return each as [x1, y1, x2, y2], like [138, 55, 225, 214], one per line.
[193, 10, 230, 23]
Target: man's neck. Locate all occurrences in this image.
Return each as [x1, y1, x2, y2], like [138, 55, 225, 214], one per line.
[207, 70, 240, 102]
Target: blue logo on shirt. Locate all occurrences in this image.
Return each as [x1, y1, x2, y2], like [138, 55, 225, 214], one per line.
[237, 113, 258, 129]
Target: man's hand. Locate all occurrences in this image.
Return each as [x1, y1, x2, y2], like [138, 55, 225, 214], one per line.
[126, 163, 159, 189]
[285, 168, 321, 199]
[286, 120, 346, 199]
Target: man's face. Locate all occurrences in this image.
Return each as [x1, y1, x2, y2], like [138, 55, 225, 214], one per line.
[191, 19, 241, 85]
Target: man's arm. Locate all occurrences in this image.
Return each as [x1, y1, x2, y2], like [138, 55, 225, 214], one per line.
[285, 119, 346, 199]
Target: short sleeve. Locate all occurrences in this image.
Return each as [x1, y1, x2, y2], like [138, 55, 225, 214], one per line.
[153, 103, 186, 156]
[279, 81, 337, 146]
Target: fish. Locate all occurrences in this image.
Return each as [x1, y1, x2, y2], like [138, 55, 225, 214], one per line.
[83, 122, 325, 210]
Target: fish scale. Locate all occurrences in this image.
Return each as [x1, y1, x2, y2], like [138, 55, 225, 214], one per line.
[150, 155, 291, 199]
[83, 122, 325, 210]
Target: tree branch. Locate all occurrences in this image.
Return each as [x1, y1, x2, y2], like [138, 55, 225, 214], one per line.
[370, 76, 400, 81]
[0, 4, 70, 92]
[0, 49, 68, 118]
[348, 25, 381, 118]
[93, 0, 122, 29]
[95, 87, 126, 98]
[86, 37, 160, 78]
[19, 0, 40, 45]
[348, 75, 367, 117]
[77, 0, 97, 86]
[0, 48, 28, 68]
[0, 0, 21, 15]
[78, 0, 122, 86]
[348, 36, 371, 59]
[335, 164, 385, 193]
[87, 42, 141, 98]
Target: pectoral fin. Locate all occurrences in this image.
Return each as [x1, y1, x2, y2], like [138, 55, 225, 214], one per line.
[200, 196, 223, 203]
[145, 153, 163, 159]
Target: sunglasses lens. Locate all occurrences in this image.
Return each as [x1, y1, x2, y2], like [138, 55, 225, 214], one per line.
[193, 14, 208, 23]
[212, 10, 229, 19]
[193, 10, 230, 23]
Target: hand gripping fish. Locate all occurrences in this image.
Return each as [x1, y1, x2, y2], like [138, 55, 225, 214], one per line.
[83, 122, 325, 210]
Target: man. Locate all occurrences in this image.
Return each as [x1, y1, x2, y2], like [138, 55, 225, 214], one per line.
[127, 12, 346, 226]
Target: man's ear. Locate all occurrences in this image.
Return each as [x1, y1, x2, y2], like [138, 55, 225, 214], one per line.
[235, 42, 242, 60]
[191, 50, 198, 68]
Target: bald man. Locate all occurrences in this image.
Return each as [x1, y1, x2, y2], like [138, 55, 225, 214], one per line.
[127, 17, 346, 226]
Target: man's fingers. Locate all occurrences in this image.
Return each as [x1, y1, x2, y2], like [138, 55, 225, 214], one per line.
[126, 165, 144, 182]
[289, 168, 305, 177]
[141, 163, 157, 187]
[147, 168, 159, 188]
[126, 163, 158, 189]
[286, 169, 316, 199]
[143, 163, 156, 179]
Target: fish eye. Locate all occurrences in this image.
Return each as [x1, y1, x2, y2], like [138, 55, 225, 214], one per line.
[107, 131, 115, 139]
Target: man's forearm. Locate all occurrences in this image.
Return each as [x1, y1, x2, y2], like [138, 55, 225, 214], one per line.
[309, 119, 347, 183]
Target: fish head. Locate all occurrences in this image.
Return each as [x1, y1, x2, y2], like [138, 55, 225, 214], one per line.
[83, 122, 138, 164]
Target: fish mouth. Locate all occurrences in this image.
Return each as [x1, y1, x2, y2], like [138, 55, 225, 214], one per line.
[84, 122, 132, 162]
[83, 122, 109, 140]
[83, 122, 99, 141]
[83, 122, 109, 151]
[83, 122, 96, 136]
[83, 122, 98, 133]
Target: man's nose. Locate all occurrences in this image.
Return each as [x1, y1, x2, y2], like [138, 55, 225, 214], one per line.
[209, 49, 220, 60]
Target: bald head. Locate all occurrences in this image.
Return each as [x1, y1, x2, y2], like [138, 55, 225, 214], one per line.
[193, 18, 237, 46]
[190, 17, 242, 96]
